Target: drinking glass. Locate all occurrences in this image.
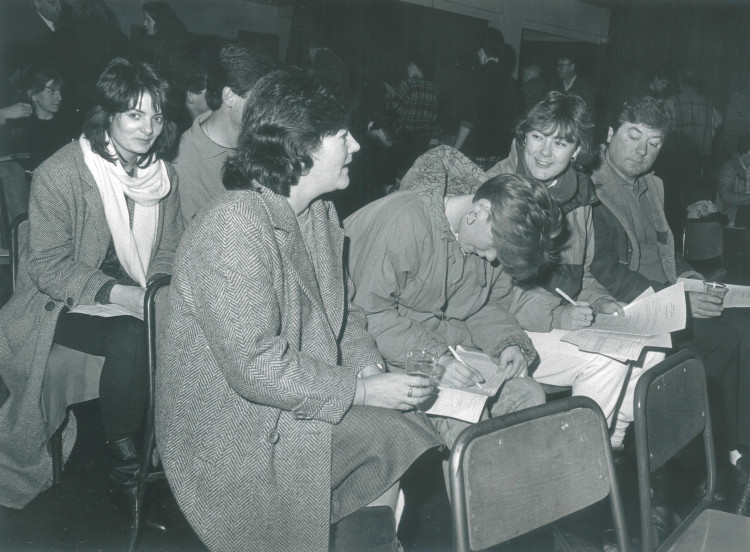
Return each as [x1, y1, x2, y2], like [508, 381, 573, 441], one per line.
[703, 281, 728, 300]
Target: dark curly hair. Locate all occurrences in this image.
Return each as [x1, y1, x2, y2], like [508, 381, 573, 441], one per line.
[222, 67, 351, 196]
[516, 91, 595, 169]
[82, 57, 178, 165]
[474, 173, 563, 281]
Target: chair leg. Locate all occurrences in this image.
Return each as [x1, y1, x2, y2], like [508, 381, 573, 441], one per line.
[736, 475, 750, 516]
[50, 417, 66, 485]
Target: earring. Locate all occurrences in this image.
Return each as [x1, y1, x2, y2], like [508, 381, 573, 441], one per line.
[522, 139, 527, 148]
[570, 155, 577, 164]
[467, 211, 477, 225]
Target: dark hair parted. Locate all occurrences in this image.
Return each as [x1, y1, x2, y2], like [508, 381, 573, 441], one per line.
[21, 64, 63, 99]
[205, 43, 278, 111]
[222, 68, 351, 196]
[612, 96, 670, 135]
[474, 173, 563, 281]
[516, 91, 595, 168]
[83, 57, 178, 165]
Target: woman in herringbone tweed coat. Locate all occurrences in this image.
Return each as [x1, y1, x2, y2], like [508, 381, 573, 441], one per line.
[156, 68, 443, 552]
[0, 59, 183, 511]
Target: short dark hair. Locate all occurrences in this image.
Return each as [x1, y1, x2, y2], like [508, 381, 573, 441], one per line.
[611, 96, 670, 135]
[21, 64, 63, 99]
[474, 173, 562, 281]
[205, 43, 278, 111]
[83, 57, 178, 165]
[516, 91, 595, 167]
[222, 68, 351, 196]
[143, 1, 187, 38]
[479, 27, 505, 58]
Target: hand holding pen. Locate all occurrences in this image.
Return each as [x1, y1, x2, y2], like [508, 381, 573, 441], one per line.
[437, 346, 485, 390]
[555, 287, 595, 331]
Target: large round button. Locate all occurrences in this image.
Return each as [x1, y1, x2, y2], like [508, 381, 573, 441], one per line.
[266, 430, 280, 444]
[44, 301, 55, 311]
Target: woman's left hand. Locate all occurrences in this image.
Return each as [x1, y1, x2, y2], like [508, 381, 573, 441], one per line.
[498, 345, 528, 379]
[593, 299, 625, 316]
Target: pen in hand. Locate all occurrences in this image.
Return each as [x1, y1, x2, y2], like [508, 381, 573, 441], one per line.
[448, 345, 484, 390]
[555, 287, 578, 306]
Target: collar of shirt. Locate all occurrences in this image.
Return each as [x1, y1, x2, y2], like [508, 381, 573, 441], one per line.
[564, 74, 577, 92]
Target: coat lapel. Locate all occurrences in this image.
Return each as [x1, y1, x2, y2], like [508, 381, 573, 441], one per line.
[259, 190, 328, 319]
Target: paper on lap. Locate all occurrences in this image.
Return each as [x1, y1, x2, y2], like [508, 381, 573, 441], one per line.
[69, 303, 144, 321]
[424, 346, 506, 423]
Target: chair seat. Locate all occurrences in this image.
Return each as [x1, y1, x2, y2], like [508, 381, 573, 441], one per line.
[665, 509, 750, 552]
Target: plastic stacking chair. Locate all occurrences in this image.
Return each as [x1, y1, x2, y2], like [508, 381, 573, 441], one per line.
[11, 213, 104, 484]
[128, 275, 170, 552]
[633, 349, 750, 551]
[449, 396, 629, 552]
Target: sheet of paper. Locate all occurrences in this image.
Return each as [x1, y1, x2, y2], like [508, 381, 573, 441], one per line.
[591, 282, 686, 335]
[69, 303, 143, 321]
[424, 387, 489, 423]
[562, 329, 646, 360]
[678, 278, 750, 308]
[631, 287, 656, 303]
[454, 346, 506, 396]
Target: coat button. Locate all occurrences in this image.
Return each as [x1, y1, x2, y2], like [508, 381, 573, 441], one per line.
[45, 301, 55, 311]
[266, 430, 280, 444]
[66, 297, 74, 307]
[294, 411, 307, 420]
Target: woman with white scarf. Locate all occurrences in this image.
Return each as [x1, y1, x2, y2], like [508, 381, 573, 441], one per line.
[0, 58, 182, 526]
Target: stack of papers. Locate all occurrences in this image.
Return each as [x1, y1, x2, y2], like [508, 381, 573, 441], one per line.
[561, 283, 686, 361]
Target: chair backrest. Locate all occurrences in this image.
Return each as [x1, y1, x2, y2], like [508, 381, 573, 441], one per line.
[449, 396, 629, 552]
[10, 213, 28, 292]
[633, 349, 715, 551]
[682, 219, 723, 261]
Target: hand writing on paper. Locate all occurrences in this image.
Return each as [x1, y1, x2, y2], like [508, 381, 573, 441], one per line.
[560, 302, 593, 330]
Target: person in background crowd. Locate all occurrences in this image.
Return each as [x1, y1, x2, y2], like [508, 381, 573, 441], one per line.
[724, 76, 750, 154]
[520, 64, 547, 112]
[716, 134, 750, 227]
[1, 65, 77, 171]
[134, 1, 190, 68]
[554, 53, 595, 114]
[591, 96, 750, 501]
[0, 59, 182, 529]
[157, 67, 442, 552]
[174, 43, 277, 225]
[455, 27, 522, 170]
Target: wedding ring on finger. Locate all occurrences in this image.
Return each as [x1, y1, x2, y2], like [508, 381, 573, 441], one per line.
[407, 386, 413, 398]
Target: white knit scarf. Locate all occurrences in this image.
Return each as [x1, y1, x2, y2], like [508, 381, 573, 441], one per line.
[79, 134, 170, 287]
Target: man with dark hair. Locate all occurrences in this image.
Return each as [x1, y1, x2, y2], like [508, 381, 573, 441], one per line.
[454, 27, 521, 169]
[554, 54, 594, 114]
[591, 96, 750, 498]
[174, 43, 277, 224]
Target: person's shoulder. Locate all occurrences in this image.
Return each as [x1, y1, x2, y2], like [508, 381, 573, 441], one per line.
[35, 140, 82, 173]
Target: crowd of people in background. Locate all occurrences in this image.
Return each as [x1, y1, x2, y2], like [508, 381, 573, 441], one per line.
[1, 1, 750, 551]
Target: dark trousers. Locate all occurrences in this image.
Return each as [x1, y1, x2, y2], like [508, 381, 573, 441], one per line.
[687, 309, 750, 454]
[53, 310, 147, 441]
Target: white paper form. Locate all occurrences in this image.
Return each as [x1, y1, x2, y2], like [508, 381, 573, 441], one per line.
[590, 282, 686, 335]
[678, 278, 750, 308]
[424, 387, 489, 423]
[562, 329, 646, 360]
[69, 304, 143, 320]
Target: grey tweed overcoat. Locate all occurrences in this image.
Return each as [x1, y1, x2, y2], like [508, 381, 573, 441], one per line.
[0, 141, 183, 508]
[156, 188, 440, 552]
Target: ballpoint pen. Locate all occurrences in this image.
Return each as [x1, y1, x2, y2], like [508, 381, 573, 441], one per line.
[448, 345, 484, 390]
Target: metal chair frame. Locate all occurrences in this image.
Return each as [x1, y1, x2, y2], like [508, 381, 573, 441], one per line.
[128, 275, 170, 551]
[633, 349, 717, 551]
[449, 396, 630, 552]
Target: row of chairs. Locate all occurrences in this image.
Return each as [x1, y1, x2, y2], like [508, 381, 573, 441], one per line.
[451, 351, 750, 551]
[9, 215, 750, 551]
